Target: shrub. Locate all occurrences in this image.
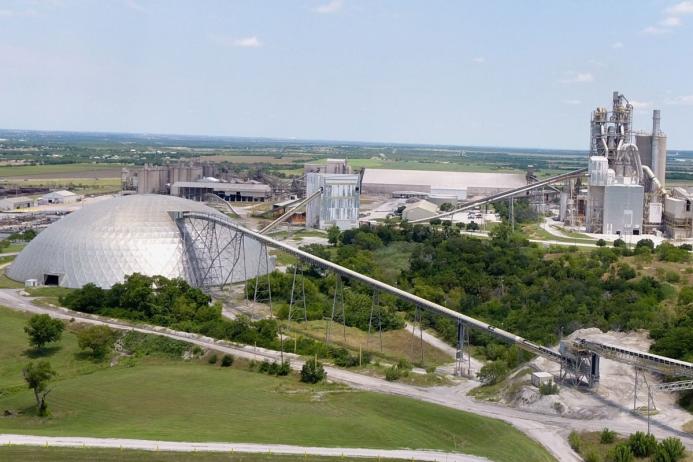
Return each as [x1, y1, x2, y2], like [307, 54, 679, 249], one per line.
[665, 271, 681, 283]
[613, 238, 626, 248]
[654, 437, 686, 462]
[607, 444, 634, 462]
[568, 431, 581, 453]
[539, 381, 559, 395]
[76, 325, 115, 359]
[385, 365, 401, 382]
[397, 358, 412, 371]
[208, 353, 218, 364]
[628, 431, 656, 457]
[300, 358, 326, 384]
[600, 427, 616, 444]
[583, 450, 600, 462]
[220, 354, 234, 367]
[276, 361, 291, 376]
[596, 239, 606, 247]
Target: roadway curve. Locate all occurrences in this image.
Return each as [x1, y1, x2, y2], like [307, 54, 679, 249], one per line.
[1, 290, 691, 461]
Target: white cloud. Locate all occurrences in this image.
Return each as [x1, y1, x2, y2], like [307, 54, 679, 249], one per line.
[232, 36, 262, 48]
[612, 41, 624, 49]
[643, 25, 670, 35]
[125, 0, 146, 13]
[209, 35, 263, 48]
[660, 16, 682, 27]
[666, 95, 693, 105]
[559, 72, 594, 84]
[562, 99, 581, 105]
[666, 1, 693, 15]
[630, 100, 652, 109]
[314, 0, 343, 14]
[472, 57, 485, 64]
[644, 1, 693, 35]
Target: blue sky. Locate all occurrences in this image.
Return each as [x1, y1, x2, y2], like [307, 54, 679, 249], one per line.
[1, 0, 692, 149]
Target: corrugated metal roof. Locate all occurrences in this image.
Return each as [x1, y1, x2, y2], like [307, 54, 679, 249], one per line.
[172, 181, 272, 192]
[361, 169, 526, 189]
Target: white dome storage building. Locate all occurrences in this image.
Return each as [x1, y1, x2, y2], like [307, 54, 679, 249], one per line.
[7, 194, 271, 288]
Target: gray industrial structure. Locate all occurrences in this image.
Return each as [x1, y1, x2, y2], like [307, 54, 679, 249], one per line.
[305, 171, 360, 230]
[583, 92, 667, 236]
[171, 180, 273, 202]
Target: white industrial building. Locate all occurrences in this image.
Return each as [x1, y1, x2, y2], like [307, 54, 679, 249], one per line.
[37, 190, 81, 205]
[171, 180, 272, 202]
[8, 194, 272, 288]
[305, 172, 360, 230]
[664, 187, 693, 239]
[0, 196, 34, 211]
[361, 169, 527, 199]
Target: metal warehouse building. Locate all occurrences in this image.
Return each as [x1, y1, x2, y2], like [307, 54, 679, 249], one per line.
[360, 169, 527, 199]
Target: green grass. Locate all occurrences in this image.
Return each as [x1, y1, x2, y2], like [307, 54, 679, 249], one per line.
[0, 307, 554, 462]
[25, 287, 74, 298]
[0, 447, 407, 461]
[2, 242, 27, 253]
[0, 272, 24, 288]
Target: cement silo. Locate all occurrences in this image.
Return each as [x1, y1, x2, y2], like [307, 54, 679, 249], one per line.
[635, 109, 667, 188]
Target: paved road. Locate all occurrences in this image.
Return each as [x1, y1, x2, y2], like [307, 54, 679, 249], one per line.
[2, 289, 691, 461]
[0, 434, 487, 461]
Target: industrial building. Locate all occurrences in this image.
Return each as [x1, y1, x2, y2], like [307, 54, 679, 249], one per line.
[37, 190, 81, 205]
[171, 179, 273, 202]
[305, 171, 360, 230]
[361, 169, 527, 199]
[0, 196, 34, 211]
[122, 161, 215, 194]
[664, 187, 693, 239]
[7, 194, 272, 288]
[402, 199, 439, 222]
[582, 92, 667, 236]
[304, 158, 352, 175]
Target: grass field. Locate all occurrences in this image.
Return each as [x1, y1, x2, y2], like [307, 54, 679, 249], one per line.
[0, 307, 554, 462]
[0, 163, 123, 178]
[0, 447, 400, 462]
[572, 432, 693, 462]
[287, 320, 453, 367]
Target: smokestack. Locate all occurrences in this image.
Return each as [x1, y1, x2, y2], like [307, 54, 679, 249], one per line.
[652, 109, 661, 135]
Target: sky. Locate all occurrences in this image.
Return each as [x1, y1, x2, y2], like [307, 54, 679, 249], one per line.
[0, 0, 692, 150]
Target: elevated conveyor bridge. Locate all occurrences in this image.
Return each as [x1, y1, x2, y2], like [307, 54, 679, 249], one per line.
[174, 210, 693, 390]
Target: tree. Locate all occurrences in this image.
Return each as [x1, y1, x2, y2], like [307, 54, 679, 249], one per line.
[477, 360, 509, 385]
[327, 225, 340, 246]
[439, 202, 454, 212]
[613, 238, 626, 248]
[25, 315, 64, 350]
[467, 221, 479, 231]
[596, 239, 606, 247]
[300, 358, 326, 383]
[23, 361, 56, 416]
[76, 325, 115, 359]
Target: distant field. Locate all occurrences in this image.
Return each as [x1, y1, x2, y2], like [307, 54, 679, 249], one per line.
[0, 307, 553, 462]
[0, 447, 400, 462]
[0, 163, 123, 179]
[203, 155, 311, 164]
